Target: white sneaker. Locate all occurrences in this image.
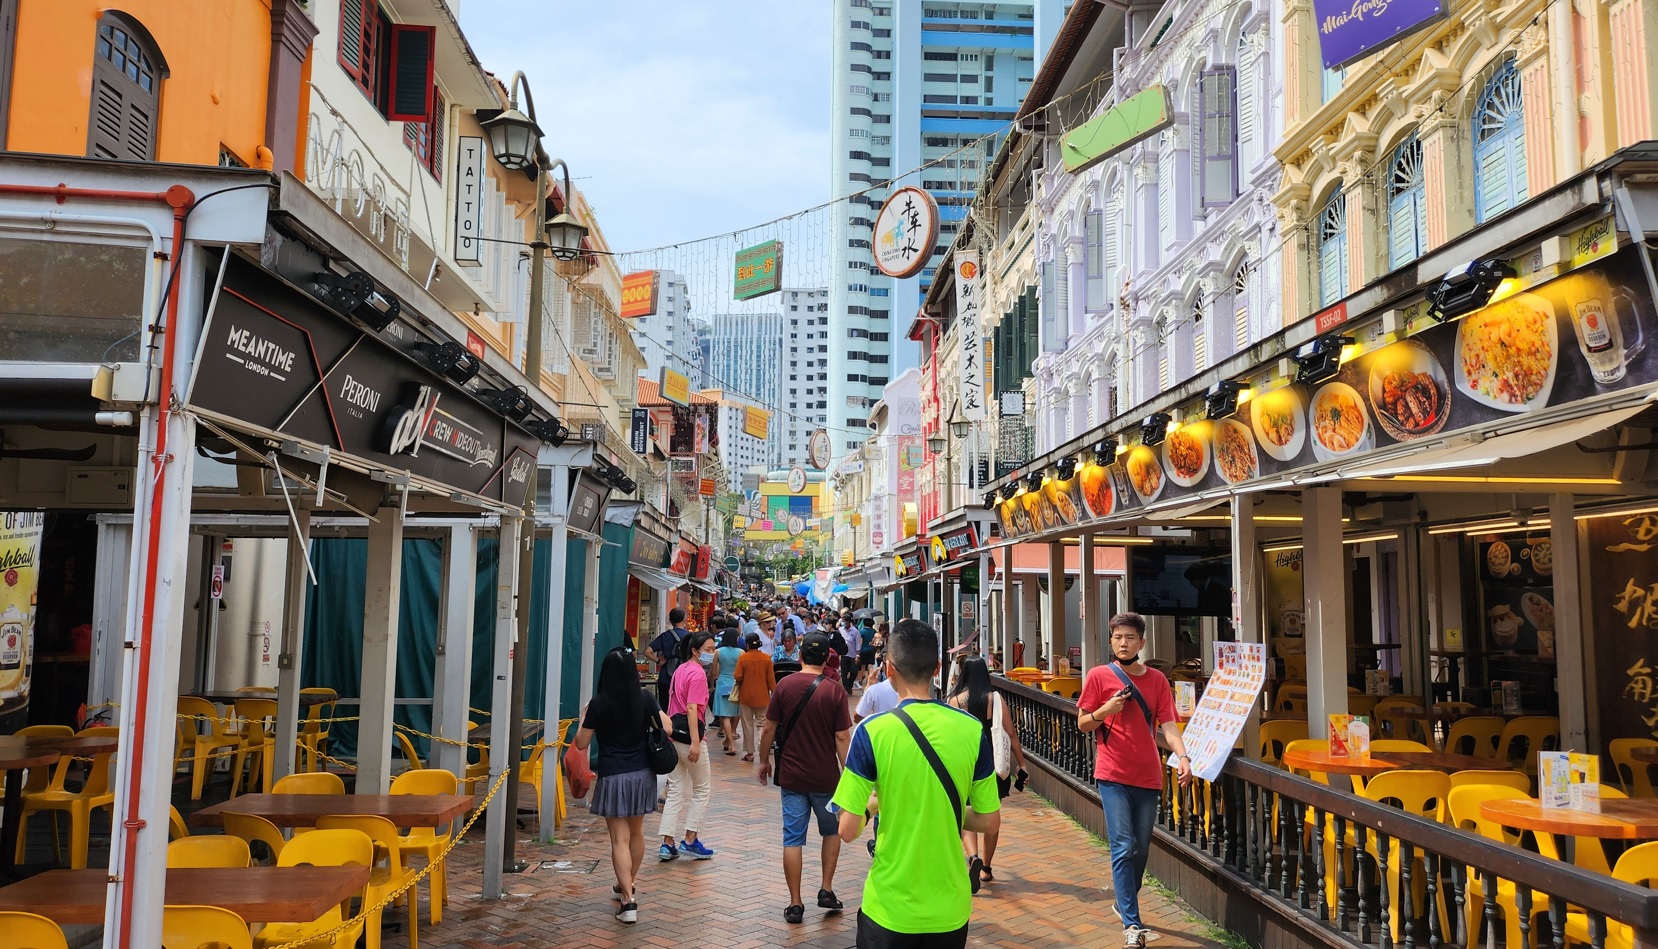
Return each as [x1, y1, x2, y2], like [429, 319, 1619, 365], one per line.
[1123, 926, 1147, 948]
[616, 902, 638, 924]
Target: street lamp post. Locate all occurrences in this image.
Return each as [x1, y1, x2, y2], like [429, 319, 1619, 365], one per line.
[476, 71, 588, 887]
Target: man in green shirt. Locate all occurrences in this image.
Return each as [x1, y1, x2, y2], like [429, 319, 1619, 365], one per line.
[834, 618, 1001, 948]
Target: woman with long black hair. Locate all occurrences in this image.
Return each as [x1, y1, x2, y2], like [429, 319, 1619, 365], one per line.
[946, 656, 1025, 886]
[574, 646, 673, 923]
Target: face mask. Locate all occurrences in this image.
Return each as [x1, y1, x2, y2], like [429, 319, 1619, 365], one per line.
[698, 652, 715, 665]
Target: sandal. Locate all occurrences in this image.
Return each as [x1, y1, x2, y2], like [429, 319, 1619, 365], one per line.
[741, 753, 754, 762]
[784, 904, 805, 924]
[980, 864, 994, 882]
[817, 888, 843, 912]
[968, 855, 983, 895]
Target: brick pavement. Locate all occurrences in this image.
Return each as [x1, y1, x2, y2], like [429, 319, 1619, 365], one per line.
[384, 734, 1233, 949]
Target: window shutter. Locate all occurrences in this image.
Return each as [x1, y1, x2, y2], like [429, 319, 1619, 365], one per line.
[1193, 301, 1207, 372]
[1157, 143, 1172, 250]
[88, 16, 159, 161]
[339, 0, 365, 77]
[1158, 338, 1170, 390]
[1055, 250, 1069, 317]
[386, 24, 436, 122]
[1102, 195, 1121, 304]
[1041, 260, 1061, 352]
[429, 87, 446, 182]
[1085, 210, 1104, 309]
[1318, 192, 1348, 307]
[89, 73, 125, 159]
[1238, 37, 1258, 170]
[1202, 67, 1238, 207]
[124, 93, 155, 160]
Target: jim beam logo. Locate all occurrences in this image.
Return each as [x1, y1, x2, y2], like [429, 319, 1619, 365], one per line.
[221, 323, 297, 381]
[382, 384, 499, 468]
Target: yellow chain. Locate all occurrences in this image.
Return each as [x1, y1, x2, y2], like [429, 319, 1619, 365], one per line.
[261, 764, 513, 949]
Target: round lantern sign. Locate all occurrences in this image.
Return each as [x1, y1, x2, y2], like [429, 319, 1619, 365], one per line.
[872, 185, 940, 279]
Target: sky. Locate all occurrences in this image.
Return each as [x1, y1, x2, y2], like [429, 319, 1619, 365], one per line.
[459, 1, 833, 255]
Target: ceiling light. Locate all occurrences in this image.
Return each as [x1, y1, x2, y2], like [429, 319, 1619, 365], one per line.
[1056, 456, 1077, 481]
[1141, 413, 1171, 447]
[1427, 258, 1517, 322]
[1026, 471, 1043, 492]
[313, 269, 401, 331]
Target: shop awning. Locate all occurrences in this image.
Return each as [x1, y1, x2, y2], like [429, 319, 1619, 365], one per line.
[687, 578, 721, 594]
[630, 565, 688, 592]
[1337, 399, 1653, 479]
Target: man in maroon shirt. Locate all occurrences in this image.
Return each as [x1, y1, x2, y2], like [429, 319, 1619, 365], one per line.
[757, 633, 852, 924]
[1076, 613, 1193, 948]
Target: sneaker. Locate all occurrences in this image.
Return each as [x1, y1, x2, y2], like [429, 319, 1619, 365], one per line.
[679, 838, 715, 860]
[657, 843, 678, 862]
[616, 902, 637, 924]
[1123, 925, 1147, 948]
[783, 904, 805, 924]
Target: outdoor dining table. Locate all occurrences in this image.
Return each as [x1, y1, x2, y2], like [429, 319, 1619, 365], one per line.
[0, 734, 119, 881]
[0, 866, 371, 924]
[190, 690, 334, 707]
[467, 720, 542, 744]
[1282, 747, 1514, 778]
[1629, 746, 1658, 764]
[190, 792, 475, 829]
[1481, 798, 1658, 839]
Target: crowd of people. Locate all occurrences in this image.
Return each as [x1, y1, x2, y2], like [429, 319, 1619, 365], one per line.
[573, 601, 1190, 949]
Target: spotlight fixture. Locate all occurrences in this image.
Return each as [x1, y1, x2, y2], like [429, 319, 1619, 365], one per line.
[415, 341, 482, 385]
[527, 416, 569, 445]
[1293, 335, 1354, 385]
[1026, 471, 1043, 493]
[614, 475, 637, 495]
[983, 491, 997, 510]
[1140, 413, 1172, 447]
[478, 385, 533, 421]
[312, 270, 401, 331]
[1205, 380, 1245, 420]
[1093, 439, 1116, 466]
[1426, 258, 1517, 323]
[1055, 456, 1077, 481]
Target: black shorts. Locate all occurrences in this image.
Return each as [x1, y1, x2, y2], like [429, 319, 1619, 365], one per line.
[857, 911, 968, 949]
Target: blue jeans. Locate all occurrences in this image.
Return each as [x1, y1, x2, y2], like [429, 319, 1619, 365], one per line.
[1098, 780, 1160, 930]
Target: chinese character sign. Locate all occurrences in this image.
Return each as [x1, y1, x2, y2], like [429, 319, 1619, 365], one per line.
[1591, 515, 1658, 747]
[1168, 641, 1268, 782]
[872, 186, 938, 279]
[954, 252, 985, 421]
[734, 240, 783, 300]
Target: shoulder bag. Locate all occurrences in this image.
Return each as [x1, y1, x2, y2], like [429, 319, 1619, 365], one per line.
[770, 672, 825, 787]
[643, 705, 679, 774]
[989, 692, 1012, 779]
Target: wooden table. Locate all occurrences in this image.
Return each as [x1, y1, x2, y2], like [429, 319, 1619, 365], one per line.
[0, 866, 370, 924]
[1629, 746, 1658, 764]
[468, 721, 542, 744]
[190, 792, 475, 829]
[1282, 748, 1515, 778]
[0, 739, 61, 881]
[191, 690, 334, 708]
[1481, 798, 1658, 840]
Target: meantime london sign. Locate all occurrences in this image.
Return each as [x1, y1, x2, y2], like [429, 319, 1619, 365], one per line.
[1313, 0, 1443, 69]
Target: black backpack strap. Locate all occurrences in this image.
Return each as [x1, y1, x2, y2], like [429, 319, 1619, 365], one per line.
[773, 673, 826, 776]
[891, 706, 963, 830]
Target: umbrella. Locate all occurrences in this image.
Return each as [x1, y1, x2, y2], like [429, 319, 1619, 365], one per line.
[851, 607, 881, 620]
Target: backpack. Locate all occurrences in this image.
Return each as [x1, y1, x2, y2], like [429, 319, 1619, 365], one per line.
[654, 629, 683, 707]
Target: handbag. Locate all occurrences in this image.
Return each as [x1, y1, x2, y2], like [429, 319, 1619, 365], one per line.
[770, 672, 825, 788]
[644, 709, 679, 775]
[989, 692, 1012, 780]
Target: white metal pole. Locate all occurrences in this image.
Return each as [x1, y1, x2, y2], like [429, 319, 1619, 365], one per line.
[484, 516, 524, 898]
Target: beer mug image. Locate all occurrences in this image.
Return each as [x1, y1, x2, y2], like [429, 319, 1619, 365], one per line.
[1566, 269, 1645, 385]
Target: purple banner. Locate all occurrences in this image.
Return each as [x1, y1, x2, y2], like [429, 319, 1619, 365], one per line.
[1312, 0, 1444, 70]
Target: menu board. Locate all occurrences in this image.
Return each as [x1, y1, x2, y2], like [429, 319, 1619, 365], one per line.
[1474, 538, 1557, 658]
[997, 242, 1657, 539]
[1171, 641, 1268, 781]
[1588, 515, 1658, 746]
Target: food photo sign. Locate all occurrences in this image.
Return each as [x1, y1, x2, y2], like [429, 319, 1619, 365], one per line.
[997, 246, 1658, 539]
[1171, 641, 1268, 781]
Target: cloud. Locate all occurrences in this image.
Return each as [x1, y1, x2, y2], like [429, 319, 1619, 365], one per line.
[459, 1, 830, 253]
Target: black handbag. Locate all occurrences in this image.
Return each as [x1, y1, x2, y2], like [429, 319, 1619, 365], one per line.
[644, 709, 679, 775]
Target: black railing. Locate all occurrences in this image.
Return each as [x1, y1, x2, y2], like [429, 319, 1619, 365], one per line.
[994, 676, 1658, 949]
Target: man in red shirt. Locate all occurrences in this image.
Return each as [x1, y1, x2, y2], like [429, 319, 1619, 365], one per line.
[1076, 613, 1193, 949]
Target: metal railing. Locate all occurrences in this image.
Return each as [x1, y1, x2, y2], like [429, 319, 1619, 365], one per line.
[994, 677, 1658, 949]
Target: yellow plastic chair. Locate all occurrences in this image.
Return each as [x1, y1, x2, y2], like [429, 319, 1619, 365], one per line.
[1371, 696, 1425, 741]
[315, 815, 421, 949]
[396, 730, 426, 772]
[297, 688, 339, 773]
[1447, 769, 1530, 796]
[1274, 683, 1308, 713]
[1370, 739, 1433, 754]
[523, 718, 580, 833]
[1353, 770, 1451, 941]
[166, 835, 251, 869]
[178, 696, 243, 801]
[1258, 719, 1308, 767]
[1562, 840, 1658, 949]
[251, 828, 371, 949]
[1041, 676, 1082, 699]
[1, 726, 74, 801]
[15, 732, 116, 868]
[220, 811, 285, 866]
[168, 806, 190, 840]
[1497, 716, 1560, 776]
[229, 698, 277, 796]
[1609, 738, 1658, 797]
[1443, 715, 1505, 758]
[391, 768, 456, 925]
[1448, 784, 1550, 949]
[464, 723, 489, 796]
[161, 904, 253, 949]
[0, 911, 68, 949]
[272, 772, 345, 795]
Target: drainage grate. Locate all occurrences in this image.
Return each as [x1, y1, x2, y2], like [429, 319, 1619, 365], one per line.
[535, 859, 601, 874]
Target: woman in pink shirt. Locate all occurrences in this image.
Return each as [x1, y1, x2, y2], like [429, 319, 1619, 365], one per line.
[658, 630, 718, 861]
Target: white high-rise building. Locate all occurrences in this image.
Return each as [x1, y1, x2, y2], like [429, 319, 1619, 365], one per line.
[708, 312, 784, 465]
[705, 390, 771, 494]
[629, 270, 703, 382]
[780, 288, 828, 469]
[825, 0, 1060, 457]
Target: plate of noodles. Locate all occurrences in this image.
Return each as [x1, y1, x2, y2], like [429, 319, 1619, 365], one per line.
[1309, 382, 1371, 460]
[1214, 419, 1259, 485]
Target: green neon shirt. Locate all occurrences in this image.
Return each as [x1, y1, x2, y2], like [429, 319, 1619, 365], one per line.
[832, 698, 1001, 934]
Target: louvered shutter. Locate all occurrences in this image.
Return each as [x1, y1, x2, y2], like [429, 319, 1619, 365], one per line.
[339, 0, 364, 75]
[386, 24, 435, 122]
[1085, 210, 1104, 309]
[1319, 234, 1345, 307]
[1389, 190, 1418, 269]
[1193, 313, 1207, 371]
[1238, 37, 1258, 169]
[1055, 251, 1069, 318]
[1041, 260, 1061, 351]
[1235, 299, 1249, 350]
[1102, 196, 1121, 305]
[88, 74, 125, 159]
[1476, 143, 1511, 221]
[124, 92, 154, 160]
[87, 16, 158, 161]
[1202, 67, 1238, 207]
[429, 88, 446, 182]
[1157, 143, 1172, 250]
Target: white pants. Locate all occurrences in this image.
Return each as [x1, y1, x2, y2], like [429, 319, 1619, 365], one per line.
[740, 705, 767, 757]
[658, 742, 712, 840]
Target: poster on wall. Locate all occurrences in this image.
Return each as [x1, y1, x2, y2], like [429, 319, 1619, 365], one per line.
[0, 512, 43, 721]
[1474, 538, 1556, 658]
[1170, 641, 1268, 781]
[1588, 514, 1658, 746]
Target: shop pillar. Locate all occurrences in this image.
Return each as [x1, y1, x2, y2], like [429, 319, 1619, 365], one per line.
[1231, 496, 1262, 756]
[484, 516, 525, 897]
[431, 523, 479, 779]
[538, 459, 573, 842]
[272, 510, 312, 780]
[356, 500, 406, 794]
[1303, 486, 1349, 727]
[1080, 532, 1100, 674]
[1550, 494, 1589, 749]
[1020, 576, 1040, 667]
[1047, 540, 1067, 671]
[1000, 568, 1015, 666]
[578, 536, 602, 708]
